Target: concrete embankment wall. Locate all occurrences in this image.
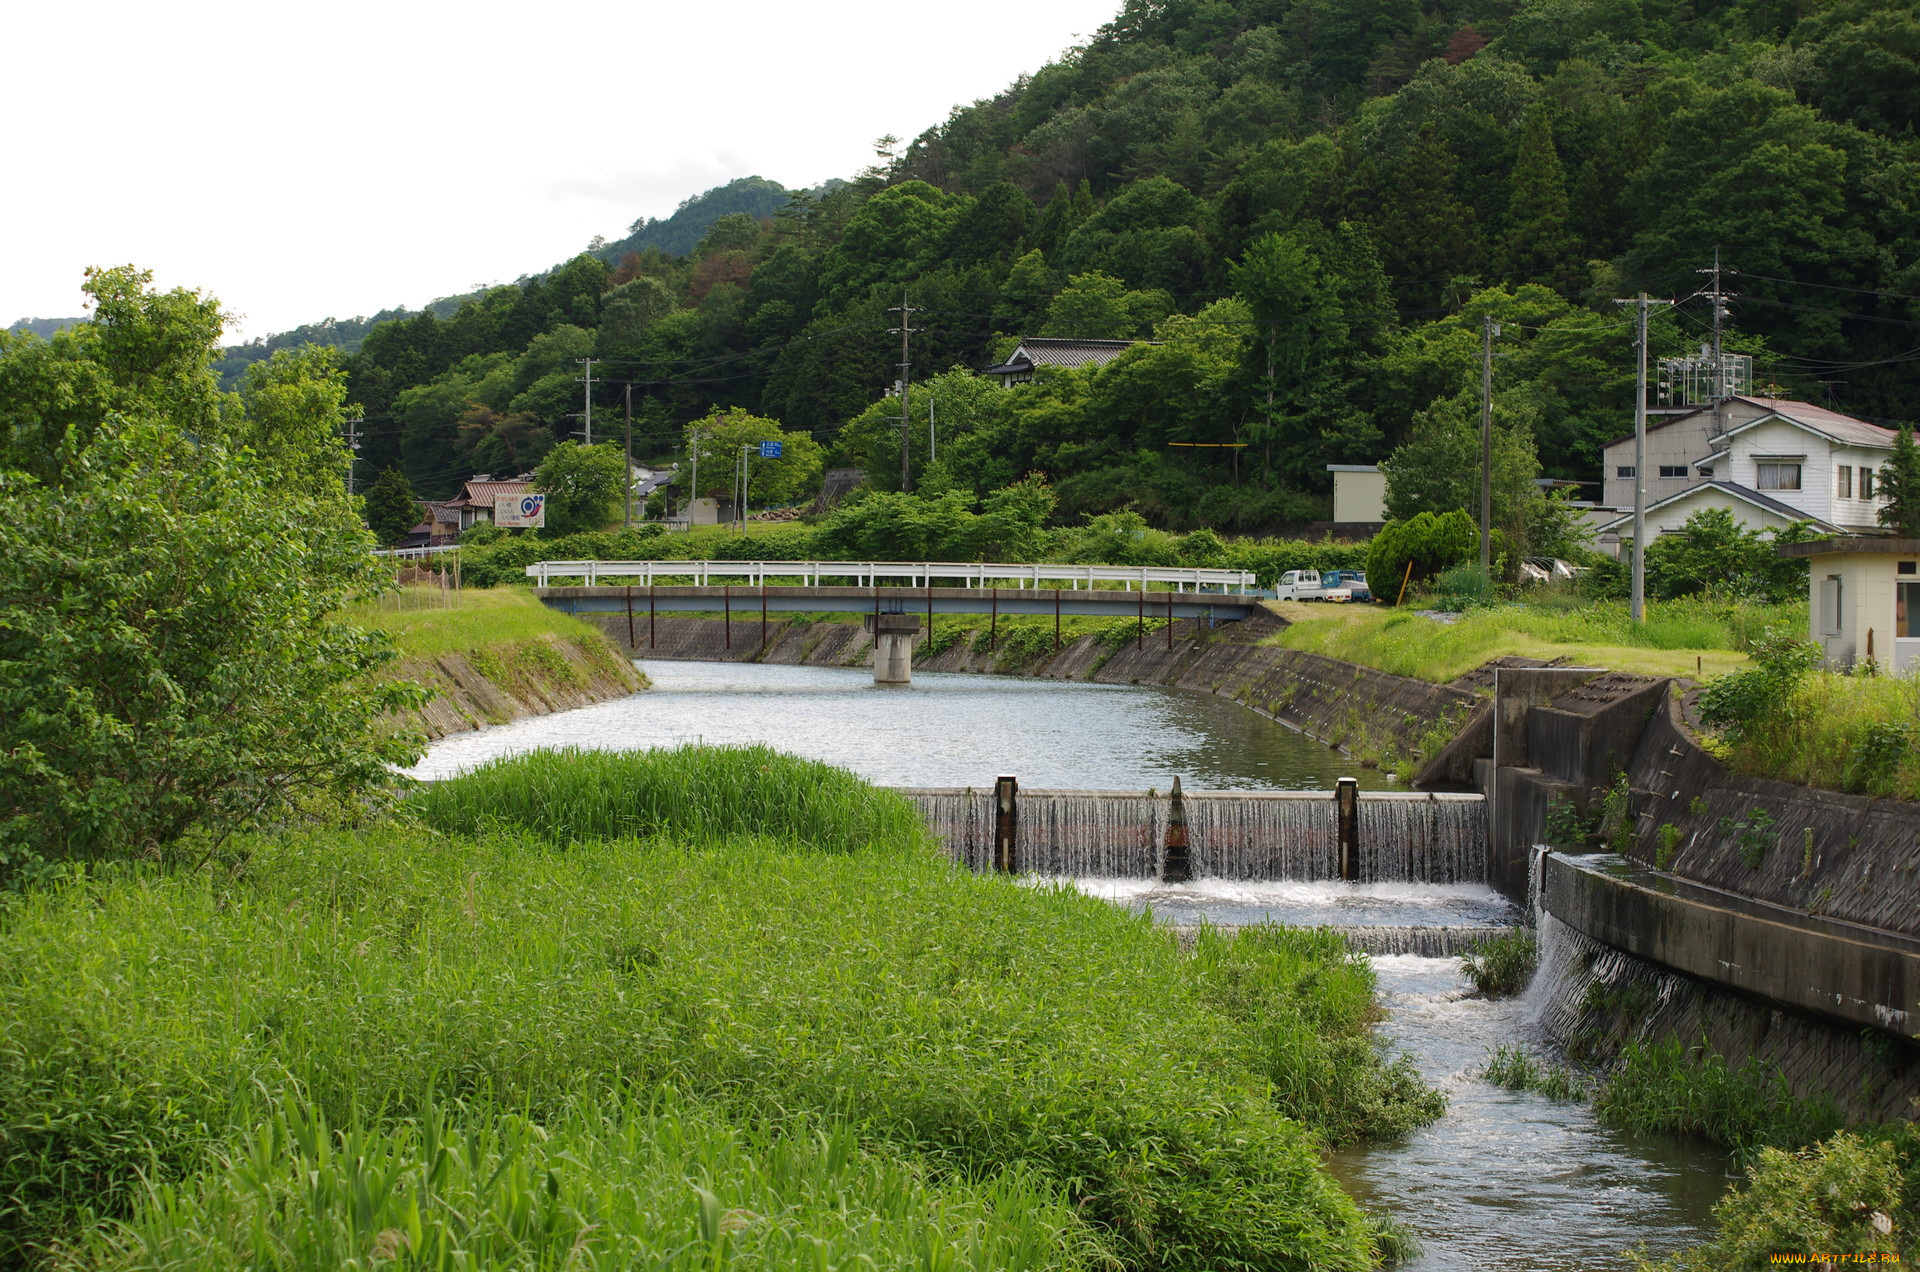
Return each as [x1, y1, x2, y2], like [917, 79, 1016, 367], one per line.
[586, 609, 1485, 775]
[1618, 689, 1920, 938]
[391, 633, 647, 740]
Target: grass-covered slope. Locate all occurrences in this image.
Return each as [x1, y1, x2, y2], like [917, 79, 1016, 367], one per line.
[346, 587, 646, 736]
[1, 746, 1440, 1270]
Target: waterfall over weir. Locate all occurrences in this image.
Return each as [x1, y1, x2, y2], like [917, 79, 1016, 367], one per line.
[896, 788, 1487, 884]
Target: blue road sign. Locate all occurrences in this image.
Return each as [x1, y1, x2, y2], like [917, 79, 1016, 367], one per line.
[759, 440, 783, 458]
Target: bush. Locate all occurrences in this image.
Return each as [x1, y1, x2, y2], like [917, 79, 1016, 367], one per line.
[0, 424, 424, 882]
[1460, 930, 1538, 996]
[1366, 511, 1478, 605]
[1697, 627, 1824, 743]
[411, 745, 931, 852]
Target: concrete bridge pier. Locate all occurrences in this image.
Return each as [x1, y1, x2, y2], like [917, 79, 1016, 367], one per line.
[866, 612, 921, 685]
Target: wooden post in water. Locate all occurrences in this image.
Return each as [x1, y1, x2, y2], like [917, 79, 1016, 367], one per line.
[1137, 587, 1144, 650]
[625, 585, 635, 648]
[724, 584, 732, 650]
[1162, 776, 1191, 882]
[1336, 777, 1359, 881]
[993, 775, 1018, 873]
[1167, 591, 1174, 649]
[990, 586, 998, 646]
[649, 584, 656, 649]
[1053, 587, 1061, 651]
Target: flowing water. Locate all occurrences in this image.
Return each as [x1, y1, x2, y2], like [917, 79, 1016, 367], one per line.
[417, 658, 1726, 1265]
[410, 660, 1400, 788]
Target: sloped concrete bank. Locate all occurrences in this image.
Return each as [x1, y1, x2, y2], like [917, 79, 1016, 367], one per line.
[390, 632, 647, 740]
[583, 609, 1486, 773]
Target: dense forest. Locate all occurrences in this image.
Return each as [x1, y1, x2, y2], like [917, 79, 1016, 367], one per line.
[334, 0, 1920, 531]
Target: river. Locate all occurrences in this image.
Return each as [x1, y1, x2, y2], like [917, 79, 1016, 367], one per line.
[415, 659, 1728, 1267]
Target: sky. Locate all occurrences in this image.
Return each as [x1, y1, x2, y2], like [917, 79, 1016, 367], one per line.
[5, 0, 1121, 343]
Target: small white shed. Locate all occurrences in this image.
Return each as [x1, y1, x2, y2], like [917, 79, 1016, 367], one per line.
[1778, 538, 1920, 672]
[1326, 464, 1387, 524]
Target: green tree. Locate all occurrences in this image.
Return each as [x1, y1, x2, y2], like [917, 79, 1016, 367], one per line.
[533, 442, 628, 536]
[1877, 424, 1920, 537]
[364, 466, 421, 545]
[1498, 103, 1578, 293]
[1366, 510, 1481, 601]
[1381, 388, 1546, 566]
[0, 269, 423, 878]
[1039, 271, 1173, 339]
[682, 408, 823, 508]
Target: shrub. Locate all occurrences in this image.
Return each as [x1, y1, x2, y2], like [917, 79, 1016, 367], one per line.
[1844, 722, 1914, 795]
[1366, 511, 1478, 605]
[411, 745, 930, 852]
[1697, 627, 1824, 743]
[1460, 930, 1538, 996]
[1595, 1037, 1843, 1162]
[0, 424, 425, 882]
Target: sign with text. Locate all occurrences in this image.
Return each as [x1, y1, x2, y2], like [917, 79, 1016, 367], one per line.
[494, 493, 546, 528]
[758, 440, 783, 459]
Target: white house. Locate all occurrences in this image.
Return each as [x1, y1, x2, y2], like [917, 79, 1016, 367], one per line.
[1779, 538, 1920, 672]
[1596, 398, 1901, 544]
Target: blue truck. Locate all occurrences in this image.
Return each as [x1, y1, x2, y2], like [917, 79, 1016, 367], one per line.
[1320, 569, 1373, 602]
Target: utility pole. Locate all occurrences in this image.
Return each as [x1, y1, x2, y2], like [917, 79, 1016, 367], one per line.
[1613, 292, 1672, 623]
[623, 382, 633, 527]
[1698, 250, 1735, 437]
[887, 291, 921, 493]
[1479, 316, 1499, 577]
[342, 416, 364, 497]
[928, 396, 936, 466]
[688, 424, 700, 529]
[576, 357, 597, 447]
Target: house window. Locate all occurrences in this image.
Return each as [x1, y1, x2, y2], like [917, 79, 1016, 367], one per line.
[1837, 466, 1853, 500]
[1902, 582, 1920, 639]
[1756, 462, 1802, 491]
[1697, 466, 1714, 477]
[1821, 574, 1843, 636]
[1861, 467, 1876, 499]
[1616, 465, 1635, 479]
[1658, 465, 1687, 478]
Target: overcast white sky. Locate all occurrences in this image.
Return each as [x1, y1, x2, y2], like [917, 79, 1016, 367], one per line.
[6, 0, 1119, 342]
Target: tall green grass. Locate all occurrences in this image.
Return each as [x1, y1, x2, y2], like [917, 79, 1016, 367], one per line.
[411, 745, 932, 851]
[1716, 671, 1920, 800]
[1595, 1037, 1845, 1164]
[345, 586, 607, 660]
[66, 1093, 1097, 1272]
[0, 811, 1427, 1267]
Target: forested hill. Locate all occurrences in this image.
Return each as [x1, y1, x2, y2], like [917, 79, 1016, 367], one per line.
[342, 0, 1920, 531]
[591, 177, 798, 262]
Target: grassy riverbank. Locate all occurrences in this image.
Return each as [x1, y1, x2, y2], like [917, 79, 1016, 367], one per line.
[1, 747, 1441, 1270]
[345, 587, 645, 736]
[1267, 597, 1801, 683]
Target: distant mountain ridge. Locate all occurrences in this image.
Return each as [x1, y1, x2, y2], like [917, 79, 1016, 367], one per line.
[593, 176, 796, 262]
[6, 317, 87, 339]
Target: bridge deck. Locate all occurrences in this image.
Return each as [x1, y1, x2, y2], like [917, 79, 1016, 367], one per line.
[535, 584, 1264, 621]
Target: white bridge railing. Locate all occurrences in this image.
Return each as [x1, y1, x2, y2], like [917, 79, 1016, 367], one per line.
[524, 560, 1256, 592]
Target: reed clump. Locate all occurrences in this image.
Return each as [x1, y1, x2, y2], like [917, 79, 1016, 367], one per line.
[1, 748, 1436, 1269]
[1460, 930, 1539, 996]
[411, 744, 932, 851]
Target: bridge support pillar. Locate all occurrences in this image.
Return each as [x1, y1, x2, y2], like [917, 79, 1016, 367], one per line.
[866, 612, 921, 685]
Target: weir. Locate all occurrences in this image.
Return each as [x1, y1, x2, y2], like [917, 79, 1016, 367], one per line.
[896, 785, 1487, 883]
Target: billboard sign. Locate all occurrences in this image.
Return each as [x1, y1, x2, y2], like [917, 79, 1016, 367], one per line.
[494, 493, 546, 528]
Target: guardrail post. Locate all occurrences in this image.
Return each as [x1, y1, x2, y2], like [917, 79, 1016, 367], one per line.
[993, 775, 1018, 873]
[1336, 777, 1359, 881]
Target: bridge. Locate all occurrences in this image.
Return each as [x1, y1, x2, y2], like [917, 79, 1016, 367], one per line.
[526, 559, 1265, 622]
[527, 560, 1266, 683]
